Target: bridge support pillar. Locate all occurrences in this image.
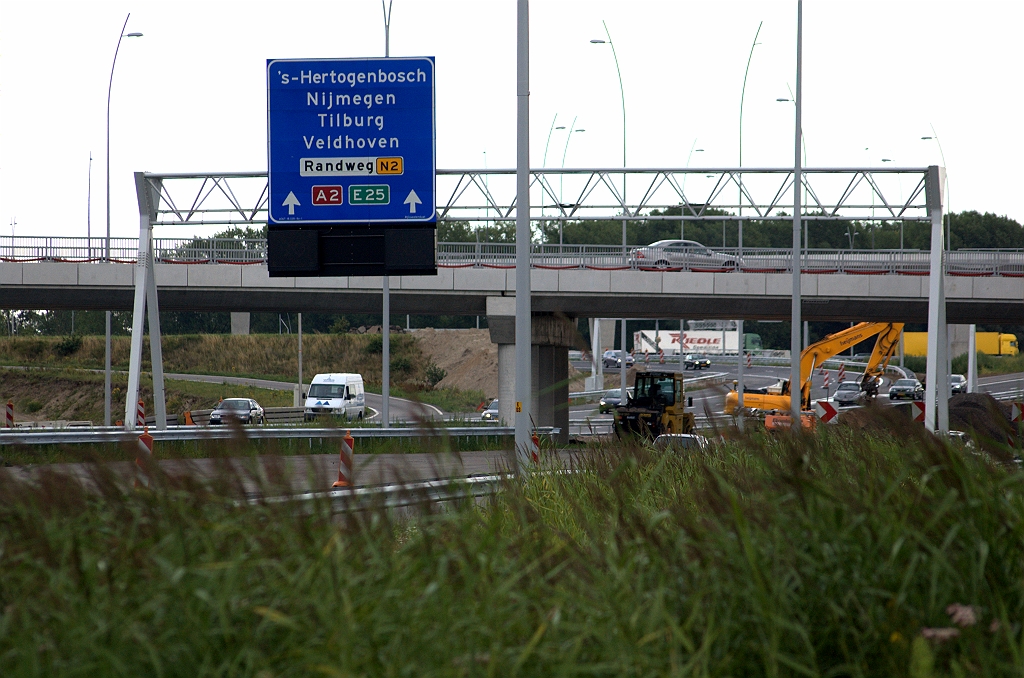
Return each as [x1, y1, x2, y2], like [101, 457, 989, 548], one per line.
[230, 312, 250, 335]
[487, 297, 576, 445]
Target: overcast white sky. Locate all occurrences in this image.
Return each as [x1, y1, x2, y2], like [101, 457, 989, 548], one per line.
[1, 0, 1022, 241]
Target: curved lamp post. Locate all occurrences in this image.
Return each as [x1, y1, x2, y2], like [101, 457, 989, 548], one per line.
[738, 22, 762, 255]
[680, 141, 703, 240]
[591, 21, 629, 401]
[104, 14, 142, 427]
[921, 126, 950, 251]
[736, 21, 762, 429]
[590, 22, 627, 248]
[556, 125, 584, 245]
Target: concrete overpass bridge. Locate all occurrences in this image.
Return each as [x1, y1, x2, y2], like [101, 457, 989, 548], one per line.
[2, 239, 1022, 323]
[3, 166, 1005, 436]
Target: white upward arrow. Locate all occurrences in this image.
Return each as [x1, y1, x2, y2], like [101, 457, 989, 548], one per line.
[404, 189, 422, 214]
[282, 191, 300, 216]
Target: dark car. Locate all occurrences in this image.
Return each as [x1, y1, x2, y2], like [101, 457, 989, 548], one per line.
[209, 398, 264, 425]
[889, 378, 924, 401]
[949, 374, 967, 394]
[598, 388, 633, 414]
[480, 399, 500, 421]
[683, 353, 711, 370]
[602, 350, 635, 369]
[833, 381, 866, 406]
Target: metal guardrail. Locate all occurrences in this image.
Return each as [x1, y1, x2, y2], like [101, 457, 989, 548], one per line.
[0, 425, 558, 447]
[258, 473, 505, 514]
[3, 236, 1023, 277]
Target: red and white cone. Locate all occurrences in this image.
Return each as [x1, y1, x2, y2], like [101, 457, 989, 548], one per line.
[658, 349, 665, 364]
[4, 400, 13, 428]
[531, 431, 540, 463]
[838, 363, 846, 383]
[644, 350, 649, 365]
[135, 427, 154, 489]
[332, 430, 355, 488]
[746, 352, 752, 369]
[136, 399, 146, 429]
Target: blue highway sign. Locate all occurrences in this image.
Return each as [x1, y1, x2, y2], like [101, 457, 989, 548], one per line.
[267, 57, 435, 225]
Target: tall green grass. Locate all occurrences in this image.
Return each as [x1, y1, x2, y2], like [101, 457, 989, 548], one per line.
[1, 419, 1022, 675]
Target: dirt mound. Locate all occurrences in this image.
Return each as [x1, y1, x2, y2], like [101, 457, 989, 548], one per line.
[412, 329, 499, 398]
[948, 392, 1013, 445]
[411, 329, 586, 399]
[837, 393, 1016, 454]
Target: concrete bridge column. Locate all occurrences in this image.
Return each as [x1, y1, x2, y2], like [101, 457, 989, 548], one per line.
[487, 297, 577, 444]
[230, 312, 250, 335]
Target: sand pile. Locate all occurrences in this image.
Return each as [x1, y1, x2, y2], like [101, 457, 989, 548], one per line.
[412, 329, 499, 397]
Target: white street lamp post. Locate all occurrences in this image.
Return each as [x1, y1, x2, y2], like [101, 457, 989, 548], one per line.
[105, 14, 143, 427]
[921, 127, 950, 251]
[591, 21, 629, 401]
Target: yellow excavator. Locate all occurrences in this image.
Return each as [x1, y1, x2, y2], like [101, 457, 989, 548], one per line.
[724, 322, 904, 425]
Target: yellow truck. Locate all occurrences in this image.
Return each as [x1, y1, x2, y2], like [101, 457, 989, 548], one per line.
[903, 332, 1018, 357]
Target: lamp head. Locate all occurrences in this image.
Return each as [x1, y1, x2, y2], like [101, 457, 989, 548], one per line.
[776, 98, 790, 102]
[695, 149, 704, 152]
[881, 158, 892, 162]
[921, 136, 933, 140]
[125, 32, 143, 37]
[555, 126, 566, 130]
[575, 128, 585, 132]
[590, 39, 606, 44]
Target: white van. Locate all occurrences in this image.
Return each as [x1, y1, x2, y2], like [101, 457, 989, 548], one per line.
[304, 373, 365, 420]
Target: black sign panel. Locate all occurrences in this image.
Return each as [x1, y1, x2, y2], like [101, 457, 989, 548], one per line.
[268, 225, 436, 277]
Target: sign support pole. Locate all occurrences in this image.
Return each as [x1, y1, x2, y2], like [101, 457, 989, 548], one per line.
[381, 0, 392, 431]
[382, 278, 390, 428]
[924, 165, 947, 432]
[125, 173, 166, 430]
[514, 0, 533, 466]
[789, 0, 804, 423]
[967, 324, 977, 393]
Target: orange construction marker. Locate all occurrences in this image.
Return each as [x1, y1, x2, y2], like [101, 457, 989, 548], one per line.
[332, 430, 355, 488]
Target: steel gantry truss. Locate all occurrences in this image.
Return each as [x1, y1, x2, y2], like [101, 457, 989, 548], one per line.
[138, 167, 934, 228]
[121, 166, 952, 435]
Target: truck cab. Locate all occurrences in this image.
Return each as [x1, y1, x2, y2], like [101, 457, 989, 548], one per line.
[615, 371, 695, 438]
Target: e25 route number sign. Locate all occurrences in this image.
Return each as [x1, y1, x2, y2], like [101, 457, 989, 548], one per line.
[267, 57, 435, 225]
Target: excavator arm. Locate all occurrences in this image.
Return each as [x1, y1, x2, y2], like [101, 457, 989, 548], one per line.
[858, 323, 904, 396]
[785, 322, 905, 409]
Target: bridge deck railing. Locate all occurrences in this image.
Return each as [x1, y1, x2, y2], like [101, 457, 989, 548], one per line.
[2, 236, 1023, 277]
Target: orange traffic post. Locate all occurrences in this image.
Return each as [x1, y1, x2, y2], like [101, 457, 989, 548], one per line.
[530, 431, 540, 464]
[332, 430, 355, 488]
[5, 400, 13, 428]
[135, 426, 154, 489]
[136, 399, 145, 429]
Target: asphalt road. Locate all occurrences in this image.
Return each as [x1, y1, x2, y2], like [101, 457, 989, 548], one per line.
[5, 449, 576, 496]
[569, 360, 1024, 416]
[164, 372, 444, 423]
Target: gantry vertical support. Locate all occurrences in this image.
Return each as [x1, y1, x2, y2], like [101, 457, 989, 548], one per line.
[924, 165, 948, 432]
[125, 173, 167, 430]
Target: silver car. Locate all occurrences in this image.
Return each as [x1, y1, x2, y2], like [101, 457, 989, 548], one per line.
[629, 239, 740, 270]
[833, 381, 866, 406]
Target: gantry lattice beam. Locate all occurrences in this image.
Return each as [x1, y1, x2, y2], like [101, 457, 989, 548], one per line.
[139, 167, 936, 228]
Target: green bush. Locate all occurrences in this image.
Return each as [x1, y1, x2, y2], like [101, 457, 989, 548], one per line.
[54, 334, 82, 357]
[425, 361, 447, 387]
[390, 355, 413, 375]
[363, 334, 383, 354]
